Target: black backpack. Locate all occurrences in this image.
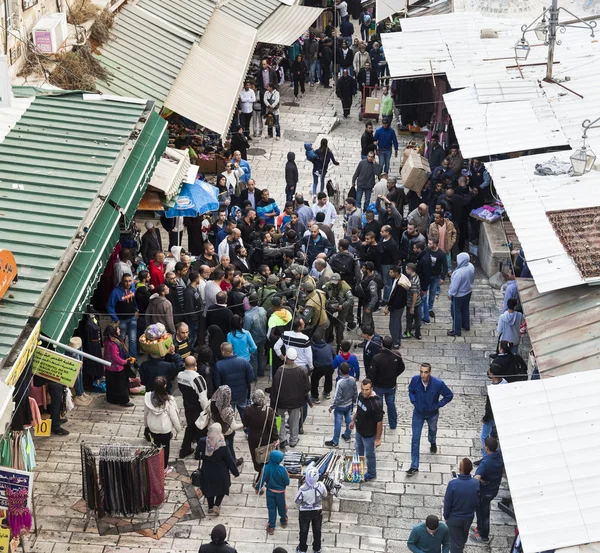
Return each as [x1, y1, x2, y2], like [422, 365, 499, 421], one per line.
[330, 253, 356, 284]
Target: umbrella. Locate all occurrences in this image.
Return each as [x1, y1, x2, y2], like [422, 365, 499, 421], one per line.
[164, 180, 218, 218]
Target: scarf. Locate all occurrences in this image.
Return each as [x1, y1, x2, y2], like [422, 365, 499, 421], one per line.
[205, 423, 226, 457]
[251, 389, 267, 412]
[212, 386, 235, 427]
[103, 324, 127, 358]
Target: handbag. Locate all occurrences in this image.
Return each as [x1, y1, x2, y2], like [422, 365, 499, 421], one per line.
[255, 440, 279, 465]
[191, 469, 202, 487]
[195, 405, 210, 430]
[399, 273, 412, 290]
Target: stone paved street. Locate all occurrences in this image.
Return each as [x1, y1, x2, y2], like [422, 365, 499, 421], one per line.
[28, 81, 517, 553]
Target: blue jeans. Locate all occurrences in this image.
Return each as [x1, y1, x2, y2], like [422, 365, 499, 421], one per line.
[476, 493, 494, 540]
[378, 149, 392, 174]
[266, 489, 287, 528]
[480, 420, 494, 456]
[374, 386, 397, 429]
[233, 400, 246, 419]
[267, 114, 280, 137]
[410, 411, 439, 469]
[355, 187, 371, 211]
[119, 317, 137, 358]
[250, 341, 266, 377]
[381, 264, 393, 303]
[339, 65, 353, 76]
[332, 404, 353, 444]
[451, 293, 472, 335]
[310, 59, 320, 84]
[74, 369, 84, 397]
[355, 432, 377, 478]
[421, 275, 440, 323]
[312, 169, 327, 195]
[389, 307, 404, 347]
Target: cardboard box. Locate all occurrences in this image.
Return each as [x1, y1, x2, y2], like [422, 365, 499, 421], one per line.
[197, 157, 218, 174]
[364, 97, 380, 118]
[401, 153, 431, 195]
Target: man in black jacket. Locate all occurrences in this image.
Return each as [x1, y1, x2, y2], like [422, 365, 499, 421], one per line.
[140, 221, 162, 264]
[359, 231, 382, 274]
[361, 122, 377, 159]
[400, 224, 425, 266]
[183, 269, 202, 349]
[379, 225, 399, 304]
[361, 325, 382, 373]
[140, 345, 183, 393]
[425, 237, 448, 321]
[385, 265, 408, 348]
[357, 61, 378, 101]
[206, 291, 234, 335]
[414, 242, 432, 324]
[321, 39, 333, 88]
[368, 336, 405, 429]
[336, 68, 357, 117]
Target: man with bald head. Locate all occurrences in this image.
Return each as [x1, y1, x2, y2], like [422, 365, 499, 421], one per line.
[229, 149, 251, 186]
[301, 224, 332, 266]
[177, 355, 209, 458]
[408, 203, 430, 237]
[218, 227, 244, 261]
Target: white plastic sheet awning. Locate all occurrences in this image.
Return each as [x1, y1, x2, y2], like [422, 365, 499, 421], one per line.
[489, 371, 600, 553]
[164, 9, 257, 137]
[257, 3, 323, 46]
[377, 0, 406, 21]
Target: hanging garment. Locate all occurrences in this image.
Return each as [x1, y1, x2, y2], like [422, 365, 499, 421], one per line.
[0, 434, 11, 467]
[147, 448, 165, 507]
[10, 432, 25, 471]
[28, 398, 42, 427]
[7, 488, 32, 537]
[21, 429, 35, 472]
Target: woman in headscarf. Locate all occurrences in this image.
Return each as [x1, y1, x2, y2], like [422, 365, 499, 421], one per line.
[242, 389, 279, 483]
[199, 524, 236, 553]
[210, 386, 244, 467]
[195, 424, 240, 516]
[102, 323, 133, 407]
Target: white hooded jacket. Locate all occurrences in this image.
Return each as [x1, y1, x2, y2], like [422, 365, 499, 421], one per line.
[143, 392, 182, 435]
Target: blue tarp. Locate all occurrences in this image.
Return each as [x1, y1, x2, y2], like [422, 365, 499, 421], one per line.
[164, 180, 219, 218]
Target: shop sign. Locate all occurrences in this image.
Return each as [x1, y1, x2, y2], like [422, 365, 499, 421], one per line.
[0, 467, 33, 510]
[31, 347, 81, 387]
[0, 250, 17, 301]
[5, 321, 41, 387]
[0, 522, 8, 551]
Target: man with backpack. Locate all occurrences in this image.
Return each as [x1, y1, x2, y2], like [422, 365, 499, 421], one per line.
[329, 239, 361, 287]
[357, 261, 382, 328]
[323, 273, 355, 350]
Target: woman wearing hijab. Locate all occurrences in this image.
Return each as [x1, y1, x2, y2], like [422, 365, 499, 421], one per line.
[221, 161, 244, 198]
[195, 424, 240, 516]
[242, 389, 279, 483]
[216, 174, 233, 211]
[102, 323, 133, 407]
[199, 524, 237, 553]
[144, 376, 182, 474]
[210, 386, 244, 466]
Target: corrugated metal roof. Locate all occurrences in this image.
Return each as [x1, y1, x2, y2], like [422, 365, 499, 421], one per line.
[0, 91, 148, 362]
[136, 0, 216, 36]
[164, 9, 256, 136]
[443, 86, 569, 158]
[487, 152, 600, 292]
[257, 4, 323, 46]
[517, 278, 600, 377]
[489, 370, 600, 553]
[96, 5, 194, 106]
[219, 0, 282, 28]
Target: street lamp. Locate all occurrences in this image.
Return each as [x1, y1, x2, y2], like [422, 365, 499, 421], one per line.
[515, 0, 597, 81]
[570, 117, 599, 176]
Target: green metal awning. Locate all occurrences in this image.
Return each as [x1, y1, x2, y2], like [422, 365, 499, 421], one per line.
[40, 111, 167, 344]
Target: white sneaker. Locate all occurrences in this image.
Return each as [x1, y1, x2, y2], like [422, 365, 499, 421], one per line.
[276, 136, 280, 141]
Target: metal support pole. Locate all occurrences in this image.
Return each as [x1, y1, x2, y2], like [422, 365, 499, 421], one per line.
[38, 335, 112, 367]
[546, 0, 559, 80]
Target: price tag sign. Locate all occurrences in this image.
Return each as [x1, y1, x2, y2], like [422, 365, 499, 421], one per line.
[34, 419, 51, 437]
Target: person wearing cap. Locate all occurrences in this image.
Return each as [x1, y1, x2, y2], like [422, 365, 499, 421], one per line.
[301, 281, 329, 342]
[323, 273, 354, 350]
[257, 274, 280, 313]
[270, 348, 310, 448]
[140, 220, 162, 265]
[67, 337, 92, 407]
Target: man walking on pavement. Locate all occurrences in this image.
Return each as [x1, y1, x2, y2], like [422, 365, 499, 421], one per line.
[373, 119, 399, 174]
[214, 342, 254, 418]
[349, 378, 384, 481]
[448, 252, 475, 337]
[177, 356, 209, 458]
[325, 362, 358, 447]
[367, 336, 405, 430]
[408, 515, 450, 553]
[385, 266, 407, 349]
[406, 363, 454, 476]
[471, 437, 504, 545]
[444, 458, 480, 553]
[352, 151, 381, 211]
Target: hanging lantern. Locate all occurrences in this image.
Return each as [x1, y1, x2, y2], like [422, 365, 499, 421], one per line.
[514, 37, 531, 61]
[570, 144, 597, 176]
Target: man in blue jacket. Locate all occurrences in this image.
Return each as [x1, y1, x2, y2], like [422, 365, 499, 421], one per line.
[444, 458, 480, 553]
[373, 119, 399, 174]
[214, 342, 254, 417]
[471, 437, 504, 545]
[107, 273, 138, 359]
[406, 363, 453, 475]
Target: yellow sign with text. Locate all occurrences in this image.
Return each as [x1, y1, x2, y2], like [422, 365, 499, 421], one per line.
[5, 321, 41, 387]
[0, 521, 9, 552]
[34, 418, 51, 437]
[31, 347, 82, 387]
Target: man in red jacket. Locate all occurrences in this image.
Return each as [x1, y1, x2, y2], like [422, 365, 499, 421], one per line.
[148, 250, 165, 289]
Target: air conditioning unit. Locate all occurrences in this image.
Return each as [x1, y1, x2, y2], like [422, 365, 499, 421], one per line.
[32, 13, 68, 54]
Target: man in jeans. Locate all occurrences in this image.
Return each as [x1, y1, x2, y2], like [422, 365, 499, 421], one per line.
[367, 336, 405, 429]
[325, 362, 358, 447]
[425, 237, 448, 322]
[373, 119, 399, 174]
[406, 363, 453, 476]
[385, 266, 407, 349]
[471, 437, 504, 545]
[349, 378, 384, 481]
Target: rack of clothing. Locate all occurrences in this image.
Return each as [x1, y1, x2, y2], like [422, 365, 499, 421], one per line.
[80, 443, 165, 534]
[0, 429, 36, 472]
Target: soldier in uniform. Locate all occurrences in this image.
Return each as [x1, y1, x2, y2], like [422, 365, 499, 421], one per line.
[301, 281, 329, 341]
[323, 273, 355, 350]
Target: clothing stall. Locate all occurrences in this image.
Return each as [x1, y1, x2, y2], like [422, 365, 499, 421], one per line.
[80, 443, 165, 535]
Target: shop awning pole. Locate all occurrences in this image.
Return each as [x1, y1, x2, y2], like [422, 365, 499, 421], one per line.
[39, 336, 112, 367]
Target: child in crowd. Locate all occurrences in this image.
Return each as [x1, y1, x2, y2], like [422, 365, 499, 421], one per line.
[325, 362, 358, 447]
[332, 340, 360, 381]
[295, 464, 328, 553]
[256, 450, 290, 535]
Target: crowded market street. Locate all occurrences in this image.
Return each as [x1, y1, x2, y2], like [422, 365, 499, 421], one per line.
[28, 83, 517, 553]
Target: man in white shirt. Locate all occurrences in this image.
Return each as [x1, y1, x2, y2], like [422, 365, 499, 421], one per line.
[238, 81, 255, 140]
[274, 318, 313, 371]
[264, 83, 281, 140]
[218, 228, 244, 261]
[311, 192, 337, 226]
